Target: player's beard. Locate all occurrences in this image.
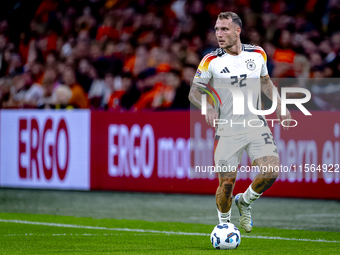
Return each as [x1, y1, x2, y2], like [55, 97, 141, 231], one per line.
[222, 34, 238, 50]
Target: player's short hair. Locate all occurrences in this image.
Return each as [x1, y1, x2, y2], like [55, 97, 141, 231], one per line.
[218, 12, 242, 28]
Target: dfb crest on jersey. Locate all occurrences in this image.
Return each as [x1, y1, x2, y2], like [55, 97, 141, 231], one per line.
[245, 59, 256, 71]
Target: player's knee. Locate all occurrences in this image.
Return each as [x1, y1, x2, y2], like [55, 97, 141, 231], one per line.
[267, 169, 279, 180]
[263, 171, 278, 185]
[271, 170, 279, 180]
[263, 167, 279, 180]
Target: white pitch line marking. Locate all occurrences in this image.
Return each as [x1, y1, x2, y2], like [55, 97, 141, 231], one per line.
[0, 219, 339, 243]
[0, 233, 163, 237]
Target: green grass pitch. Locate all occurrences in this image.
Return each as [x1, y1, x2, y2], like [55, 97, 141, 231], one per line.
[0, 212, 339, 254]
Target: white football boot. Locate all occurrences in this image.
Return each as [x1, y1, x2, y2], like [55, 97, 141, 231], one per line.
[235, 193, 253, 233]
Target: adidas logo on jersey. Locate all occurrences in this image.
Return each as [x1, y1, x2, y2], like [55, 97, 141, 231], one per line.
[220, 67, 230, 73]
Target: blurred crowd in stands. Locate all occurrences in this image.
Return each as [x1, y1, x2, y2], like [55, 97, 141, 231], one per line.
[0, 0, 340, 110]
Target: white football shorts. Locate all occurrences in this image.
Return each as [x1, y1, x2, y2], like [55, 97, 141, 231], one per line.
[214, 126, 279, 169]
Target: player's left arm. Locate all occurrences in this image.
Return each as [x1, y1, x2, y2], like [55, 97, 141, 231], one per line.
[260, 74, 292, 130]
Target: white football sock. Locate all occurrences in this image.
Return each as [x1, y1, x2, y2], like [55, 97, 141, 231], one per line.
[242, 184, 262, 205]
[217, 208, 231, 223]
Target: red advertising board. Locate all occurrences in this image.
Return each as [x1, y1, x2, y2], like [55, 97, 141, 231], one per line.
[90, 111, 220, 194]
[266, 111, 340, 199]
[0, 109, 339, 199]
[90, 110, 340, 199]
[0, 110, 91, 190]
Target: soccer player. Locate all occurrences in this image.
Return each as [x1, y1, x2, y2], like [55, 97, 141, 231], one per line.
[188, 12, 292, 233]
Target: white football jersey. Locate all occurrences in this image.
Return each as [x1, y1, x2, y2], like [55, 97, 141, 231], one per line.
[193, 44, 269, 137]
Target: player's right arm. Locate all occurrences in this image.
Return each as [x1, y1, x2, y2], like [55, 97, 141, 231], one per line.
[188, 82, 217, 127]
[188, 54, 218, 127]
